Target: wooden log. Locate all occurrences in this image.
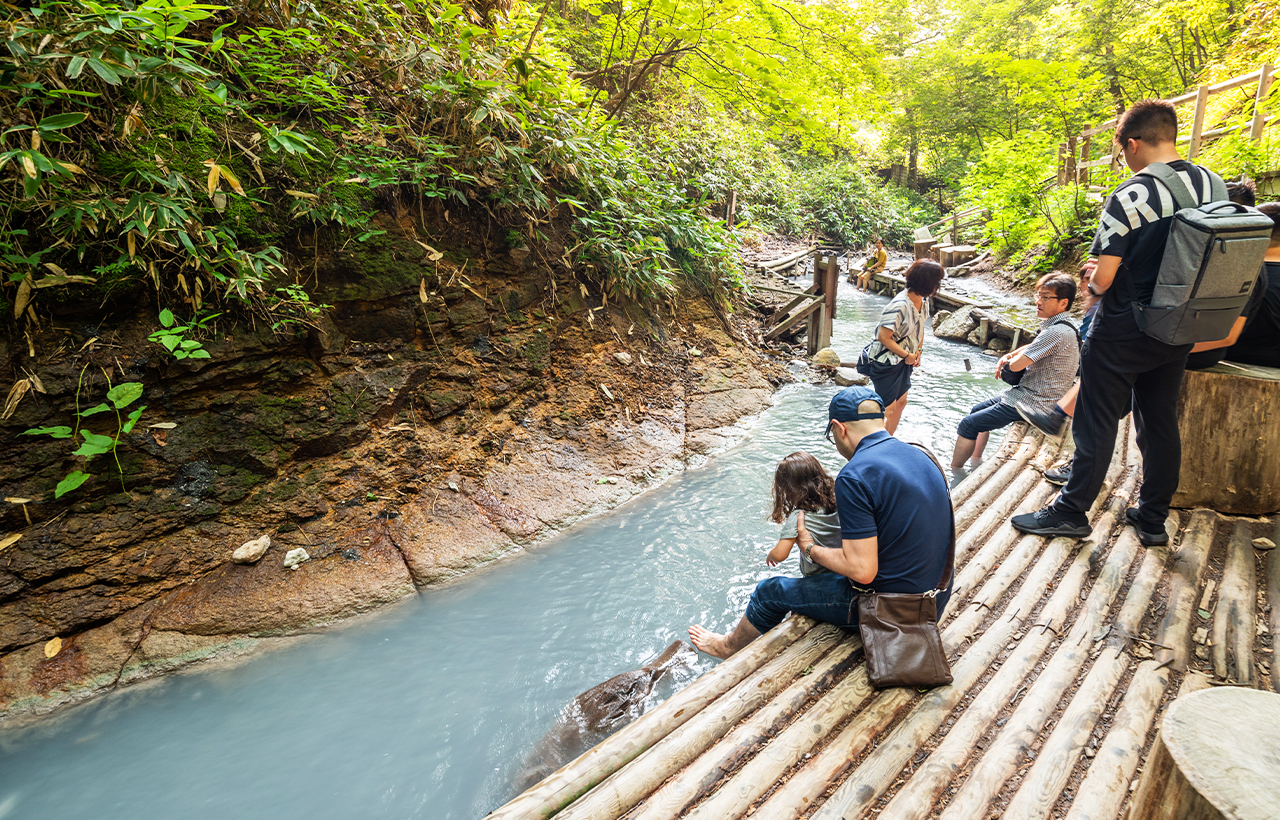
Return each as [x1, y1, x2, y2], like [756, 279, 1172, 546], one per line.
[954, 430, 1046, 534]
[947, 484, 1058, 625]
[1250, 63, 1275, 141]
[1154, 510, 1217, 672]
[680, 664, 879, 820]
[559, 625, 848, 820]
[914, 239, 934, 260]
[934, 543, 1143, 820]
[622, 637, 859, 820]
[802, 499, 1124, 820]
[747, 517, 1088, 820]
[1173, 364, 1280, 514]
[1063, 661, 1171, 820]
[1129, 687, 1280, 820]
[954, 435, 1064, 566]
[1270, 516, 1280, 694]
[873, 499, 1136, 820]
[758, 246, 815, 271]
[1187, 84, 1209, 159]
[485, 616, 817, 820]
[1211, 519, 1256, 683]
[952, 424, 1032, 508]
[764, 297, 822, 341]
[1000, 648, 1129, 820]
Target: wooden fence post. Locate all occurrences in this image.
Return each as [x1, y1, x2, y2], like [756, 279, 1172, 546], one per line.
[1057, 143, 1067, 185]
[1251, 64, 1275, 141]
[1188, 84, 1210, 159]
[725, 189, 737, 229]
[1077, 135, 1091, 185]
[1064, 136, 1077, 185]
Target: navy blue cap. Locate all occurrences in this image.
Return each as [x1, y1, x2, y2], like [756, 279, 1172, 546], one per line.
[828, 386, 886, 422]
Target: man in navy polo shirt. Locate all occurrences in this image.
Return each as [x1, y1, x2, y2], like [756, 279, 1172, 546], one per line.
[689, 386, 953, 658]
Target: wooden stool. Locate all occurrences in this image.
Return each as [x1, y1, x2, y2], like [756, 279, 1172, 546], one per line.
[1174, 362, 1280, 514]
[1130, 687, 1280, 820]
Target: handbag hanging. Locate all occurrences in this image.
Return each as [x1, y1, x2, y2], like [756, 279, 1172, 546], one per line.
[856, 443, 955, 689]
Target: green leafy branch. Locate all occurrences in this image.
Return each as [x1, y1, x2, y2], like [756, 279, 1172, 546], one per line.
[20, 379, 146, 498]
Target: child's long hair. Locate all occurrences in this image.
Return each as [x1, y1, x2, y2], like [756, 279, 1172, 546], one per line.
[770, 451, 837, 524]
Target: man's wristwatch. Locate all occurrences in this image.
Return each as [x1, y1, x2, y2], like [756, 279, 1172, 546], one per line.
[802, 540, 814, 562]
[1087, 283, 1101, 296]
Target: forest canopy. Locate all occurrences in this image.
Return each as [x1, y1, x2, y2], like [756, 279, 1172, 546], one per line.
[0, 0, 1275, 323]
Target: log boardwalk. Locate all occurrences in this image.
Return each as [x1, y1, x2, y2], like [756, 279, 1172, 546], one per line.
[489, 420, 1280, 820]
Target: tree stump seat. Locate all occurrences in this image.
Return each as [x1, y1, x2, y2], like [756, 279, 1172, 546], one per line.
[1130, 687, 1280, 820]
[1174, 361, 1280, 514]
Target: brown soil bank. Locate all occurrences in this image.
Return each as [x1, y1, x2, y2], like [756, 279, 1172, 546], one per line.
[0, 223, 786, 720]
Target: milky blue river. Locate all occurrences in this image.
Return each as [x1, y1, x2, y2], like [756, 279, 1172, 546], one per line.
[0, 273, 1010, 820]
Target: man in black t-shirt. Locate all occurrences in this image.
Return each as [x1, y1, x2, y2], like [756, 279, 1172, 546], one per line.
[1013, 99, 1225, 546]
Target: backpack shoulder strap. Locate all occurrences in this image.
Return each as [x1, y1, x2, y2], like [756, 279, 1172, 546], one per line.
[1138, 162, 1196, 210]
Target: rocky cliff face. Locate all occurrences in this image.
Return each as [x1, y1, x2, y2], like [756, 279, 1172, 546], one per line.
[0, 225, 785, 719]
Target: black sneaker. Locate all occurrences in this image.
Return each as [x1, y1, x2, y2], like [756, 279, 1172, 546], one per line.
[1044, 460, 1072, 486]
[1125, 507, 1169, 546]
[1011, 506, 1092, 538]
[1017, 405, 1068, 439]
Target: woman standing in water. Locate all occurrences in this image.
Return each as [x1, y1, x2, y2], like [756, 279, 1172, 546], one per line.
[856, 259, 944, 434]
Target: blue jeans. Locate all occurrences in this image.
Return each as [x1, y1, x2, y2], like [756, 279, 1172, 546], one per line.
[744, 573, 953, 634]
[744, 573, 861, 633]
[956, 395, 1022, 441]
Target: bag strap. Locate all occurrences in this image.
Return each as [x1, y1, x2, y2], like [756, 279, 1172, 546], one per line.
[907, 441, 956, 594]
[1138, 162, 1197, 211]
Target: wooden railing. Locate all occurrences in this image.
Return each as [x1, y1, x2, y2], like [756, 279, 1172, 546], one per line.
[1060, 63, 1276, 192]
[921, 205, 991, 246]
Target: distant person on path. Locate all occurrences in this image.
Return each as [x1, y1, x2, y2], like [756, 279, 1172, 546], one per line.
[855, 238, 888, 291]
[1012, 99, 1226, 547]
[855, 260, 944, 435]
[764, 452, 836, 576]
[689, 387, 952, 658]
[950, 273, 1080, 474]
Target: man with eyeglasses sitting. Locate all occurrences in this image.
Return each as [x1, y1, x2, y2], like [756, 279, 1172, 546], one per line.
[950, 273, 1081, 477]
[689, 386, 953, 659]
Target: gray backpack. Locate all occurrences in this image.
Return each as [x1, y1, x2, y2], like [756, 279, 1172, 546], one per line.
[1131, 162, 1272, 345]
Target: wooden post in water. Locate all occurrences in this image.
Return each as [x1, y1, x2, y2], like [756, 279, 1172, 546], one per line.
[1129, 687, 1280, 820]
[806, 253, 838, 354]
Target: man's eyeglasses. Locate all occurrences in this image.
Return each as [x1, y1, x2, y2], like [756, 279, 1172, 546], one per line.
[1035, 291, 1066, 303]
[825, 419, 838, 443]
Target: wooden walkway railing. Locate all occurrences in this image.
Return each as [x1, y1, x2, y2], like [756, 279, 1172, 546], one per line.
[1061, 63, 1276, 192]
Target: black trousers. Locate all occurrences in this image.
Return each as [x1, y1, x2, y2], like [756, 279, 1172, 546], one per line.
[1054, 333, 1191, 525]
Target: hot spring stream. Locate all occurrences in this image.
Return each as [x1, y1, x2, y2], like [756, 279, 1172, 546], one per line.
[0, 274, 1020, 819]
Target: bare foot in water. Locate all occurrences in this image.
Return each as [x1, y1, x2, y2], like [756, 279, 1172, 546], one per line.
[688, 625, 733, 659]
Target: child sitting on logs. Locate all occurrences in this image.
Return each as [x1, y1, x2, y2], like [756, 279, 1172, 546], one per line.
[764, 451, 837, 576]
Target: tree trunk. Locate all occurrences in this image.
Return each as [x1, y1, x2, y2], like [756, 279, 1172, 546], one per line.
[1129, 687, 1280, 820]
[1172, 363, 1280, 514]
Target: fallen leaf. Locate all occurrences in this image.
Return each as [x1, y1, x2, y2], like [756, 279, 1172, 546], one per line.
[1198, 608, 1210, 619]
[4, 497, 31, 504]
[14, 277, 32, 319]
[152, 429, 168, 447]
[419, 278, 428, 303]
[285, 189, 318, 199]
[44, 637, 62, 658]
[148, 422, 177, 429]
[0, 532, 22, 551]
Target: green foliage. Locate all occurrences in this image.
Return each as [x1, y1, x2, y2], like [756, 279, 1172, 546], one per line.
[148, 308, 218, 359]
[21, 375, 146, 498]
